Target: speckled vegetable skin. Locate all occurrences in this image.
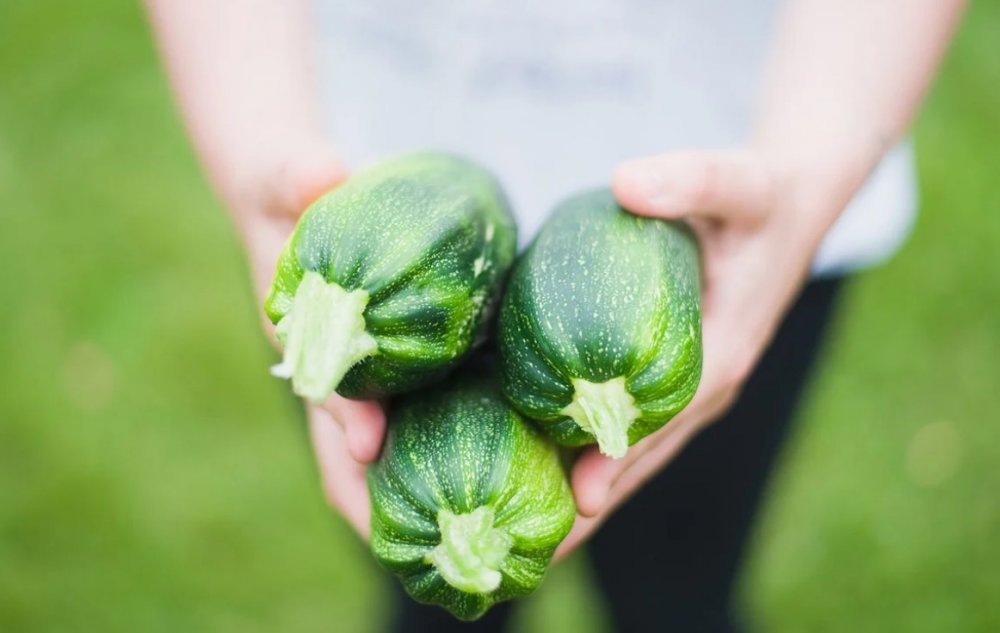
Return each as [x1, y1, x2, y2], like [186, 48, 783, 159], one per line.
[368, 375, 576, 621]
[265, 152, 516, 401]
[498, 189, 702, 458]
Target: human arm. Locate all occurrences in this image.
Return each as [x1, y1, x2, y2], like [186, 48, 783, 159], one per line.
[144, 0, 381, 536]
[560, 0, 966, 557]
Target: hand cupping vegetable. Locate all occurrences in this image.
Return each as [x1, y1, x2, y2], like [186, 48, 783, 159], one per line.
[498, 189, 703, 458]
[367, 373, 576, 621]
[265, 152, 516, 401]
[265, 158, 703, 620]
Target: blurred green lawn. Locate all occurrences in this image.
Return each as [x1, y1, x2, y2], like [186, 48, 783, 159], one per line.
[1, 1, 998, 632]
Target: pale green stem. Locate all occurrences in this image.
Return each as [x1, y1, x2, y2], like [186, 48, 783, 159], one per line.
[270, 270, 377, 403]
[561, 376, 640, 459]
[426, 507, 512, 594]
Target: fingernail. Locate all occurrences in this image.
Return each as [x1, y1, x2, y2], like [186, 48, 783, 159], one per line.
[588, 486, 610, 517]
[647, 194, 686, 215]
[346, 429, 372, 464]
[623, 164, 664, 200]
[619, 167, 689, 216]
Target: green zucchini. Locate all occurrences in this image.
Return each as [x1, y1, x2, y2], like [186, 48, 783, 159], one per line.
[368, 372, 576, 621]
[265, 152, 516, 401]
[498, 189, 702, 459]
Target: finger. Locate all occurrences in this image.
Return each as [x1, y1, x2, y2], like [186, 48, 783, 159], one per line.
[268, 144, 348, 218]
[321, 395, 386, 464]
[553, 513, 599, 562]
[561, 415, 710, 560]
[607, 417, 701, 505]
[570, 448, 622, 517]
[309, 406, 371, 539]
[557, 443, 669, 561]
[570, 407, 696, 517]
[612, 149, 773, 224]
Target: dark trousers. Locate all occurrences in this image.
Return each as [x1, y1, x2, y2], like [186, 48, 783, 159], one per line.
[389, 277, 844, 633]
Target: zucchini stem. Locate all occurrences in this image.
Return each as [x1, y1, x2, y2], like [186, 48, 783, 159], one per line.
[426, 507, 512, 594]
[561, 377, 640, 459]
[270, 271, 377, 402]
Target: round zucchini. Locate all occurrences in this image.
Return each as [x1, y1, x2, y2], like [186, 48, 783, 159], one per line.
[265, 152, 516, 401]
[368, 374, 576, 621]
[498, 189, 702, 459]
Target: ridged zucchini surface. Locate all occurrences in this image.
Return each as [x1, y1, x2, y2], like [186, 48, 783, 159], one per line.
[499, 189, 702, 458]
[368, 374, 575, 621]
[265, 153, 516, 401]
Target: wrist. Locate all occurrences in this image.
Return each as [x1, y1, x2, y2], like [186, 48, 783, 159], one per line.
[221, 139, 345, 222]
[757, 123, 893, 206]
[758, 140, 878, 250]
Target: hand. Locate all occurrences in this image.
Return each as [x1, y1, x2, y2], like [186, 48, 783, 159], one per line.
[229, 142, 385, 539]
[556, 148, 840, 559]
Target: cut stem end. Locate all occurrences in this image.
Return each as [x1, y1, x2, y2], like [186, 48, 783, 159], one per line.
[426, 507, 512, 594]
[270, 271, 377, 403]
[561, 376, 640, 459]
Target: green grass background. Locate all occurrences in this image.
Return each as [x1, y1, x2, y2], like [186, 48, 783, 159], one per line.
[1, 1, 997, 631]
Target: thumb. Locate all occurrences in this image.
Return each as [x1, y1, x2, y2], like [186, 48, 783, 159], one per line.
[320, 395, 386, 464]
[612, 149, 772, 224]
[268, 144, 348, 218]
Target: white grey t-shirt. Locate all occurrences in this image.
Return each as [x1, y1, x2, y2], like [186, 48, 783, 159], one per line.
[316, 0, 916, 276]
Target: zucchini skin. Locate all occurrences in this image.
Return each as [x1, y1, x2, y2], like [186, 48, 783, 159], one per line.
[265, 152, 517, 399]
[368, 373, 576, 621]
[498, 189, 703, 450]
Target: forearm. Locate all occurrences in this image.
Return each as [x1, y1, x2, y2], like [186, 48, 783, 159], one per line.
[145, 0, 328, 213]
[754, 0, 965, 231]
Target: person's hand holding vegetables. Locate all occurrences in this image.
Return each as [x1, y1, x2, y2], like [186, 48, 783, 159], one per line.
[145, 0, 384, 537]
[249, 149, 388, 538]
[559, 147, 839, 556]
[216, 145, 389, 537]
[558, 0, 963, 557]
